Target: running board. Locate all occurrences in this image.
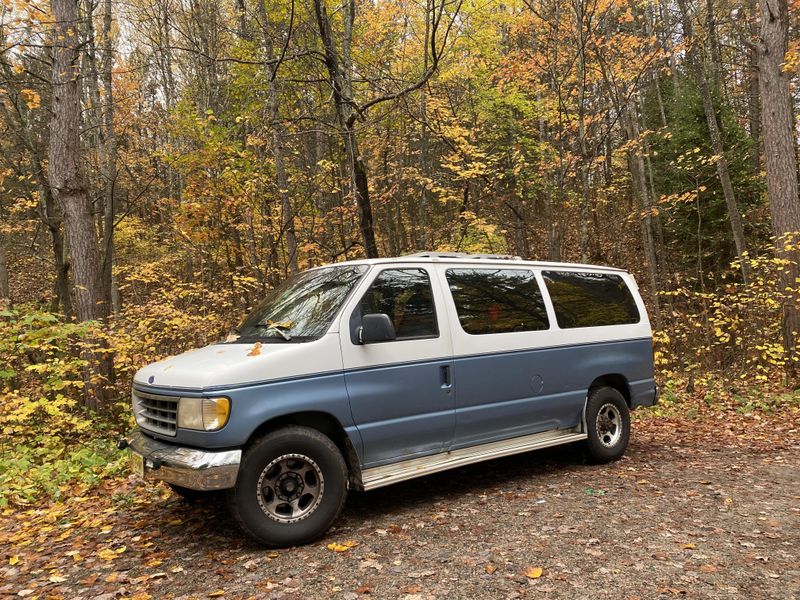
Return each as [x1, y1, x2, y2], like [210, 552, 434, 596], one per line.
[360, 429, 587, 491]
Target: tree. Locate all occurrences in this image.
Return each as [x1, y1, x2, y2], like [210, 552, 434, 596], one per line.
[677, 0, 750, 282]
[49, 0, 112, 408]
[312, 0, 462, 258]
[758, 0, 800, 369]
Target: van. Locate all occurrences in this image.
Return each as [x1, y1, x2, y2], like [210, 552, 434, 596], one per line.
[121, 252, 658, 546]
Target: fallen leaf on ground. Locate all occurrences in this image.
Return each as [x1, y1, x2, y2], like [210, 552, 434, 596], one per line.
[97, 549, 119, 561]
[327, 540, 359, 552]
[525, 566, 544, 579]
[485, 563, 497, 574]
[699, 564, 718, 573]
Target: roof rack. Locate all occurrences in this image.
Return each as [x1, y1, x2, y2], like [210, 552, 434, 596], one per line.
[405, 252, 523, 261]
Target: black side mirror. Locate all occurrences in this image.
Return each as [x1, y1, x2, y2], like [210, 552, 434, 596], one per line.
[358, 313, 396, 344]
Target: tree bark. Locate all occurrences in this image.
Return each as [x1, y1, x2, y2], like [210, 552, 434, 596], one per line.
[49, 0, 111, 408]
[747, 0, 762, 172]
[101, 0, 119, 312]
[758, 0, 800, 368]
[0, 240, 9, 308]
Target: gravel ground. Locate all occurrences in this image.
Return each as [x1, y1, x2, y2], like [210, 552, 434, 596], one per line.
[2, 410, 799, 600]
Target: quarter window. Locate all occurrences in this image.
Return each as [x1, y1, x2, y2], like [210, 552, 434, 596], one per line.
[445, 269, 549, 335]
[355, 269, 438, 340]
[542, 271, 640, 328]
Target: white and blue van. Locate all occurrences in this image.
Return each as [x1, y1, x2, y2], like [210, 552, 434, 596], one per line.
[122, 252, 658, 546]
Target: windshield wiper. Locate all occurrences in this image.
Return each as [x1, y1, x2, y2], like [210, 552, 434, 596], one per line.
[261, 320, 294, 341]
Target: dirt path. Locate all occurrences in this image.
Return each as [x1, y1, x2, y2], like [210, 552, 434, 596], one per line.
[2, 411, 799, 599]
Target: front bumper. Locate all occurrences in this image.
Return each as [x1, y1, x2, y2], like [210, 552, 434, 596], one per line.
[122, 429, 241, 491]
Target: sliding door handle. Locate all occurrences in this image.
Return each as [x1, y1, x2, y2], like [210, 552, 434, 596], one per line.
[440, 365, 452, 389]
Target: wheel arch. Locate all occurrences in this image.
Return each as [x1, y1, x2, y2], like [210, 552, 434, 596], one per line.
[588, 373, 632, 407]
[245, 411, 362, 487]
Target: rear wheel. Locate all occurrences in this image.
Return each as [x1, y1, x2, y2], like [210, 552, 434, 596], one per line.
[584, 386, 630, 463]
[228, 426, 348, 547]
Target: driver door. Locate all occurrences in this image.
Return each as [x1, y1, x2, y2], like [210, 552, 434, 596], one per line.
[340, 266, 455, 468]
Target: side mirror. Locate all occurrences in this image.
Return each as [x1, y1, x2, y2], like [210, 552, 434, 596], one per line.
[358, 313, 396, 344]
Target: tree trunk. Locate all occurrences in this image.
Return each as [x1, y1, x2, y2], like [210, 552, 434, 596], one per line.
[758, 0, 800, 369]
[0, 240, 9, 308]
[747, 0, 762, 172]
[624, 100, 662, 330]
[101, 0, 119, 312]
[49, 0, 111, 409]
[312, 0, 379, 258]
[677, 0, 750, 282]
[256, 0, 299, 273]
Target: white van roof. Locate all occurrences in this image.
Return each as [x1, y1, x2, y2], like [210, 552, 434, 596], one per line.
[326, 252, 627, 273]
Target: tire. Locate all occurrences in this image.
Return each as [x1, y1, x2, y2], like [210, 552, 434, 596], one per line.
[227, 426, 348, 547]
[584, 386, 630, 463]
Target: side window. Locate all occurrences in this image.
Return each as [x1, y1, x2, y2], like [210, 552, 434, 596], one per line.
[445, 269, 549, 335]
[542, 271, 640, 328]
[354, 269, 438, 340]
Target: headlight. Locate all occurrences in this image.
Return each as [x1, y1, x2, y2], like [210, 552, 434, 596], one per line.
[177, 397, 230, 431]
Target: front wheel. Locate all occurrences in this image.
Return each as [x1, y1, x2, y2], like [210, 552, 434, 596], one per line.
[227, 426, 348, 547]
[584, 386, 630, 463]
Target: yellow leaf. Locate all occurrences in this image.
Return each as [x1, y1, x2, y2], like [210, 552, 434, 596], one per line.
[208, 591, 225, 597]
[98, 549, 119, 561]
[247, 342, 262, 357]
[9, 555, 21, 566]
[525, 566, 543, 579]
[681, 543, 696, 549]
[327, 540, 359, 552]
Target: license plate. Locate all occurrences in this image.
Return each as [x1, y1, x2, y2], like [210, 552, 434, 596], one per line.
[129, 451, 145, 477]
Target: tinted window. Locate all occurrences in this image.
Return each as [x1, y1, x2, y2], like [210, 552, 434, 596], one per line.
[356, 269, 438, 340]
[235, 265, 368, 342]
[445, 269, 549, 335]
[542, 271, 640, 328]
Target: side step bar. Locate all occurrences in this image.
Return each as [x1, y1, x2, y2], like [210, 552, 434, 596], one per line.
[360, 429, 588, 491]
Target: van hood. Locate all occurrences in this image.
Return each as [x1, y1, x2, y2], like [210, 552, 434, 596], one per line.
[133, 334, 342, 391]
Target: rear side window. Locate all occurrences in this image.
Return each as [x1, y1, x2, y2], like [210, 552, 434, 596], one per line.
[356, 269, 438, 339]
[542, 271, 640, 328]
[445, 269, 549, 335]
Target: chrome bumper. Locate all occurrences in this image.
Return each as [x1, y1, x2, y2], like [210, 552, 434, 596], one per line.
[122, 429, 241, 491]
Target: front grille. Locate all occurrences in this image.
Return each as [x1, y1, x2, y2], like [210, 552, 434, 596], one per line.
[133, 390, 178, 436]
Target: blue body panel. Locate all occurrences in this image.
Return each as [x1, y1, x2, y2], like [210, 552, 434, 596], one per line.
[134, 337, 656, 469]
[344, 358, 456, 467]
[451, 338, 655, 448]
[133, 373, 362, 456]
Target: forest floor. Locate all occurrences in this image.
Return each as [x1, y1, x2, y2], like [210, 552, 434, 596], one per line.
[2, 403, 799, 600]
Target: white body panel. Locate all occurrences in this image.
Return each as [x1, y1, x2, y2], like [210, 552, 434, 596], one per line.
[132, 256, 651, 391]
[133, 332, 343, 390]
[337, 262, 455, 369]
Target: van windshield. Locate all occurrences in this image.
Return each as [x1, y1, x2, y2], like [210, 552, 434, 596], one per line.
[231, 265, 368, 342]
